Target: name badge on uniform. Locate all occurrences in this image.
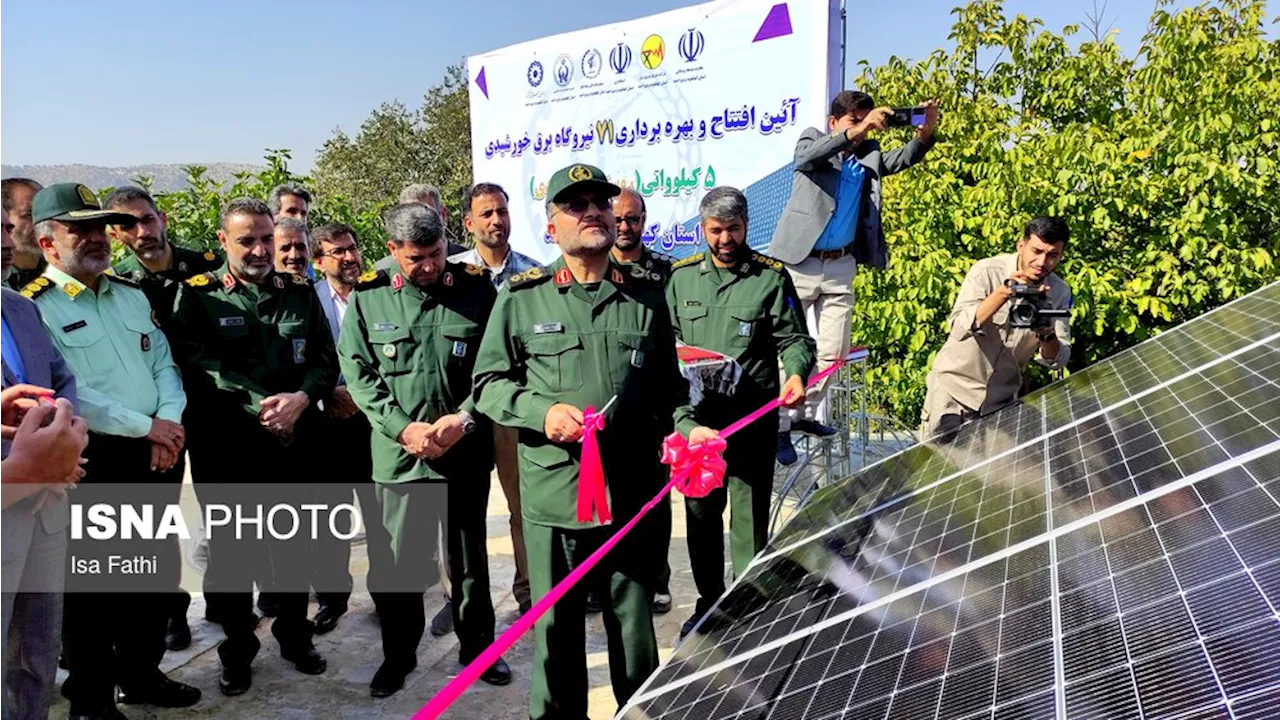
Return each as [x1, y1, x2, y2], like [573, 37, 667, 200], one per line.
[141, 334, 151, 352]
[219, 316, 245, 327]
[452, 340, 467, 357]
[631, 349, 645, 368]
[738, 321, 752, 337]
[374, 322, 397, 332]
[62, 320, 87, 333]
[292, 338, 306, 364]
[534, 322, 564, 334]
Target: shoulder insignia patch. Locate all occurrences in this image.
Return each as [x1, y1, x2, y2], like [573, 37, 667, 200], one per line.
[185, 273, 214, 289]
[508, 266, 549, 289]
[463, 263, 485, 276]
[19, 276, 53, 300]
[750, 252, 785, 272]
[104, 273, 139, 288]
[671, 253, 704, 270]
[291, 274, 310, 286]
[203, 251, 217, 262]
[355, 270, 391, 290]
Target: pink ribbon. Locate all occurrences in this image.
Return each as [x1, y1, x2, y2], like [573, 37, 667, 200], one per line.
[576, 406, 611, 524]
[659, 432, 728, 498]
[416, 360, 846, 719]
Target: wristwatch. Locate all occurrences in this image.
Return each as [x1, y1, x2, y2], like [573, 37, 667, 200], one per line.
[457, 410, 477, 435]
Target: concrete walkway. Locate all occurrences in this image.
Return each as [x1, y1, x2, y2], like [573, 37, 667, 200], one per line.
[48, 473, 709, 720]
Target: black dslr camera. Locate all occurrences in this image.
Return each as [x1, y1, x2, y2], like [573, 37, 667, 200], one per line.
[1005, 280, 1070, 329]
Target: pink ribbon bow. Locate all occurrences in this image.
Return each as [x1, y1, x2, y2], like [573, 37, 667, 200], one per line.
[659, 431, 728, 498]
[576, 406, 611, 523]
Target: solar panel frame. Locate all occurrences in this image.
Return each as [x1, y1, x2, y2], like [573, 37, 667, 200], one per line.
[620, 282, 1280, 720]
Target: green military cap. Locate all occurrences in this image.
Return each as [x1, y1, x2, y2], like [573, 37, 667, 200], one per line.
[545, 163, 621, 204]
[32, 183, 138, 225]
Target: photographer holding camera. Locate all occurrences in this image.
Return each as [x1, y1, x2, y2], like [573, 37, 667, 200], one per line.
[920, 217, 1073, 438]
[769, 91, 938, 464]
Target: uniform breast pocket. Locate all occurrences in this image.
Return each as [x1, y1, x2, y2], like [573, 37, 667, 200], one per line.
[440, 325, 481, 366]
[368, 327, 416, 375]
[675, 303, 708, 346]
[278, 321, 309, 365]
[56, 319, 112, 375]
[728, 309, 765, 350]
[614, 331, 651, 372]
[524, 332, 584, 393]
[122, 314, 159, 356]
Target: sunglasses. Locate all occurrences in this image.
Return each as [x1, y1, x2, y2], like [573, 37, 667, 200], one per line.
[556, 194, 613, 214]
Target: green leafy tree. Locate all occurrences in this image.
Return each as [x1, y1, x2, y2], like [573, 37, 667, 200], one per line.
[313, 61, 472, 240]
[854, 0, 1279, 425]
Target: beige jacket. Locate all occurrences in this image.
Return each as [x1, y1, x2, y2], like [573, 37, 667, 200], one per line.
[926, 253, 1073, 413]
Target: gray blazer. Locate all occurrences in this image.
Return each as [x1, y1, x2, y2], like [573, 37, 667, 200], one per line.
[768, 127, 934, 269]
[2, 288, 77, 559]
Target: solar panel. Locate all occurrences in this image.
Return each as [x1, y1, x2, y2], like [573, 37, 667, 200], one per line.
[620, 281, 1280, 720]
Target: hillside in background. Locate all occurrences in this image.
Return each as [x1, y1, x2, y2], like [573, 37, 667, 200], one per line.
[1, 162, 263, 192]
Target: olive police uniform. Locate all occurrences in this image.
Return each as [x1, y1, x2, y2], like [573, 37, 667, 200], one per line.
[112, 243, 221, 645]
[667, 250, 815, 615]
[614, 246, 676, 599]
[336, 263, 498, 672]
[113, 245, 223, 326]
[473, 250, 699, 718]
[24, 266, 190, 713]
[169, 263, 337, 671]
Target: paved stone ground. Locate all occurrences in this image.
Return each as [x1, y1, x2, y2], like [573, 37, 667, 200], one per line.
[48, 472, 711, 720]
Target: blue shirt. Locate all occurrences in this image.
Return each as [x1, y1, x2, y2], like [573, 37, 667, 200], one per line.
[812, 157, 866, 252]
[1, 313, 27, 384]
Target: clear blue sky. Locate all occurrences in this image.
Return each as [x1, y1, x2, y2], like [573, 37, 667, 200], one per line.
[2, 0, 1271, 171]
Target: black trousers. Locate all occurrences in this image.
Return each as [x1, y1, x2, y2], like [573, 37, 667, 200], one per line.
[188, 424, 315, 669]
[62, 433, 183, 714]
[308, 413, 386, 611]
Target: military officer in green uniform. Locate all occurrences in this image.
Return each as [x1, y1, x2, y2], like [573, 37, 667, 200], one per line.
[168, 197, 336, 696]
[24, 183, 202, 714]
[103, 184, 219, 651]
[667, 186, 816, 639]
[473, 163, 715, 719]
[609, 186, 676, 616]
[105, 186, 222, 329]
[337, 202, 512, 697]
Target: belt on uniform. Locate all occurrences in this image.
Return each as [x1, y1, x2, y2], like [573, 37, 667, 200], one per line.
[809, 245, 853, 261]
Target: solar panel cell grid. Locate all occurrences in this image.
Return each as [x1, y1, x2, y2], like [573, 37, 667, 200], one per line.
[620, 282, 1280, 720]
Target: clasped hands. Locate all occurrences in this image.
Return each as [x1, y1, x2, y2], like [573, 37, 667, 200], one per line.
[259, 391, 310, 441]
[398, 414, 467, 460]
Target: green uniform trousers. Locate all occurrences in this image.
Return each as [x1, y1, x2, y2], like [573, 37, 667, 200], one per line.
[371, 476, 494, 667]
[526, 518, 659, 720]
[684, 416, 775, 611]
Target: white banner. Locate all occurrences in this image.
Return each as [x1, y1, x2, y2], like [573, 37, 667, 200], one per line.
[467, 0, 841, 264]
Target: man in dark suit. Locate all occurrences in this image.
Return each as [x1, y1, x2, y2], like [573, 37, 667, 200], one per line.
[1, 205, 84, 720]
[768, 91, 938, 464]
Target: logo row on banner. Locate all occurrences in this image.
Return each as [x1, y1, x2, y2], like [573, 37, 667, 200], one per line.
[528, 29, 707, 88]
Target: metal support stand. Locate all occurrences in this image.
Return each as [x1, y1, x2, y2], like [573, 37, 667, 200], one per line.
[768, 347, 917, 536]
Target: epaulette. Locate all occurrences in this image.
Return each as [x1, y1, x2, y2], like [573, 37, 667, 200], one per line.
[18, 276, 54, 300]
[104, 272, 139, 288]
[290, 274, 311, 286]
[184, 272, 216, 289]
[355, 269, 391, 290]
[671, 253, 703, 270]
[628, 263, 664, 284]
[508, 267, 549, 289]
[750, 252, 785, 272]
[201, 250, 218, 263]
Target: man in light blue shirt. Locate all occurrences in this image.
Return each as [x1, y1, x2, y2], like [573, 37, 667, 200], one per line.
[23, 183, 200, 714]
[447, 182, 538, 618]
